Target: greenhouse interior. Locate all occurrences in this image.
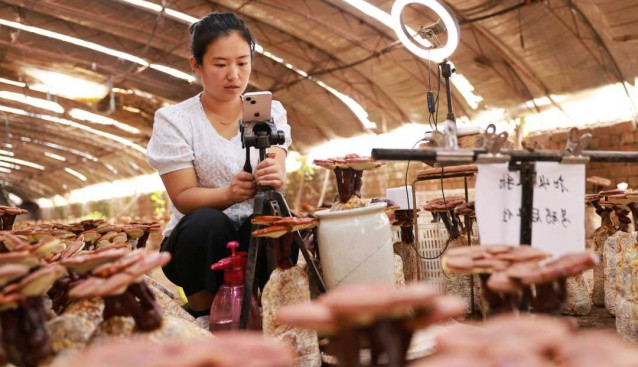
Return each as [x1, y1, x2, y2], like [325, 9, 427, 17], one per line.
[2, 0, 638, 366]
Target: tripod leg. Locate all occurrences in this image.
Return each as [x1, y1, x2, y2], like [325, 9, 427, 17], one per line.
[239, 232, 260, 329]
[273, 192, 327, 294]
[293, 232, 326, 293]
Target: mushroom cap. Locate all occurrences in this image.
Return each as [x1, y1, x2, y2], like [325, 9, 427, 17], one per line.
[68, 277, 111, 299]
[312, 158, 337, 170]
[494, 246, 549, 262]
[585, 194, 600, 203]
[0, 251, 41, 268]
[408, 295, 466, 330]
[251, 216, 283, 226]
[28, 231, 53, 243]
[608, 194, 632, 207]
[56, 333, 294, 367]
[507, 252, 598, 284]
[272, 217, 318, 231]
[0, 233, 30, 251]
[18, 264, 67, 297]
[79, 229, 101, 242]
[122, 225, 146, 239]
[92, 250, 147, 278]
[0, 263, 31, 287]
[90, 242, 130, 253]
[319, 283, 397, 323]
[277, 302, 336, 335]
[416, 164, 478, 179]
[61, 239, 85, 259]
[251, 225, 289, 238]
[60, 248, 129, 274]
[96, 223, 117, 234]
[344, 156, 386, 171]
[72, 251, 172, 298]
[586, 176, 612, 187]
[442, 254, 475, 273]
[391, 282, 440, 308]
[99, 231, 121, 243]
[424, 196, 466, 212]
[30, 236, 67, 262]
[124, 251, 171, 279]
[0, 206, 25, 216]
[599, 189, 625, 196]
[0, 291, 20, 310]
[443, 245, 550, 275]
[486, 271, 521, 293]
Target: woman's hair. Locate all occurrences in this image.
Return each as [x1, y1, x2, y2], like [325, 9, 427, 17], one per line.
[189, 12, 255, 66]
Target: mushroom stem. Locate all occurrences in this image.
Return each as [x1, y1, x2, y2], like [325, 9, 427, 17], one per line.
[136, 230, 151, 249]
[479, 274, 500, 317]
[371, 319, 412, 367]
[439, 212, 460, 240]
[454, 212, 465, 235]
[331, 325, 361, 367]
[1, 297, 52, 367]
[352, 169, 363, 198]
[103, 295, 131, 319]
[334, 168, 348, 203]
[128, 282, 164, 331]
[273, 233, 294, 270]
[1, 214, 16, 231]
[400, 226, 415, 245]
[342, 168, 354, 203]
[103, 282, 164, 331]
[616, 208, 631, 233]
[530, 282, 564, 314]
[50, 273, 84, 314]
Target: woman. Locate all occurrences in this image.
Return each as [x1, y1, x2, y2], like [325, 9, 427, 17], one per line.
[147, 12, 290, 317]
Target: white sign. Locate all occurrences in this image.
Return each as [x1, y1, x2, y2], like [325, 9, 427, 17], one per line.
[475, 163, 522, 246]
[386, 186, 413, 210]
[475, 162, 585, 257]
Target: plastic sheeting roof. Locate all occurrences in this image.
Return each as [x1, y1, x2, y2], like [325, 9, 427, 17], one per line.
[0, 0, 636, 200]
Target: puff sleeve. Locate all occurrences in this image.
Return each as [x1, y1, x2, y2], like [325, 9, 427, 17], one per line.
[147, 108, 195, 175]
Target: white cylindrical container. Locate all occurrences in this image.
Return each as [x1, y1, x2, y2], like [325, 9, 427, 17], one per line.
[314, 202, 395, 289]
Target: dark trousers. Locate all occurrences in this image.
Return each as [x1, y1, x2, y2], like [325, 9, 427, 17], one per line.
[160, 208, 267, 297]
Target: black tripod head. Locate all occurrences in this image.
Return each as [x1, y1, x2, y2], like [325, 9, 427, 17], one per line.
[241, 119, 285, 151]
[240, 119, 286, 174]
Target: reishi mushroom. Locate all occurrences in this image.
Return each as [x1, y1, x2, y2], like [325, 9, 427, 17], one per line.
[313, 154, 386, 211]
[68, 251, 170, 332]
[278, 282, 465, 367]
[252, 216, 321, 366]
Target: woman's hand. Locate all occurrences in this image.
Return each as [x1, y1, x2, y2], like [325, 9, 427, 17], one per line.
[254, 154, 285, 191]
[228, 171, 257, 203]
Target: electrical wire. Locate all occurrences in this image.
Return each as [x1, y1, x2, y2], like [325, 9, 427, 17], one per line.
[413, 166, 453, 260]
[403, 137, 429, 211]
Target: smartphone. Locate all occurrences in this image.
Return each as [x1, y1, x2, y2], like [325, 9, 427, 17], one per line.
[241, 91, 272, 123]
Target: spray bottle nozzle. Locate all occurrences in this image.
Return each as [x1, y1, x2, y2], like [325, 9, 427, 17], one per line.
[210, 241, 247, 271]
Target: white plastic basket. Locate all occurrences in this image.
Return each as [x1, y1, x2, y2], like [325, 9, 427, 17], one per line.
[416, 221, 449, 292]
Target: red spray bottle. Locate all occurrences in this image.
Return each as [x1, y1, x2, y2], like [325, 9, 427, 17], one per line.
[209, 241, 261, 331]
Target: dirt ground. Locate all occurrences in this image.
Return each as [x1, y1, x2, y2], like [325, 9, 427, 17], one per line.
[573, 305, 616, 330]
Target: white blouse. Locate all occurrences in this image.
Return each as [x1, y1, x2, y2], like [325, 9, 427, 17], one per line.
[147, 94, 292, 237]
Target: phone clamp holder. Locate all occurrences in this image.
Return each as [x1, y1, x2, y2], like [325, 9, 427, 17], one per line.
[238, 119, 326, 329]
[241, 119, 285, 152]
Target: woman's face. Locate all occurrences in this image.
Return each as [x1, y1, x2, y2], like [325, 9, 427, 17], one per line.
[191, 32, 251, 103]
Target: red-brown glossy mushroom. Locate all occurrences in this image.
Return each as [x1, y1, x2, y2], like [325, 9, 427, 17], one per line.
[68, 251, 171, 331]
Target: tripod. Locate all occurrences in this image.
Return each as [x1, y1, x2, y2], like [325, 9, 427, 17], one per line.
[239, 122, 326, 329]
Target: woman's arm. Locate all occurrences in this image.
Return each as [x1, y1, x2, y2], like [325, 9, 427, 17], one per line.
[254, 147, 287, 191]
[161, 167, 256, 214]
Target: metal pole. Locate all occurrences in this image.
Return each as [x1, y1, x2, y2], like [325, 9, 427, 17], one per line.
[372, 148, 638, 163]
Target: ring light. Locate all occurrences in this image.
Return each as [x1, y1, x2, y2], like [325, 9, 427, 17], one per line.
[391, 0, 460, 62]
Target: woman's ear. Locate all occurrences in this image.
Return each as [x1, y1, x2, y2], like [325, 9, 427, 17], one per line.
[189, 56, 201, 76]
